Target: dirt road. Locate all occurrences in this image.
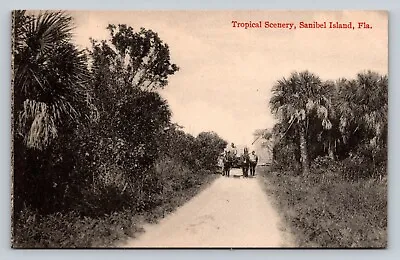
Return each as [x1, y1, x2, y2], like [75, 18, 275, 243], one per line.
[123, 168, 293, 248]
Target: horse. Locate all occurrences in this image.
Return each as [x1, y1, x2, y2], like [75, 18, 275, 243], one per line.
[241, 148, 250, 177]
[222, 151, 233, 177]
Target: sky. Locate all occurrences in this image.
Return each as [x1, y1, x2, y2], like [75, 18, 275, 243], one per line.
[68, 10, 388, 147]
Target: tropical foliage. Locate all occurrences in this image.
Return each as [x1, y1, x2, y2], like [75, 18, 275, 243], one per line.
[13, 10, 91, 150]
[12, 11, 227, 247]
[269, 70, 387, 180]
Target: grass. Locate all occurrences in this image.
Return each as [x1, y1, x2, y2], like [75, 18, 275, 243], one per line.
[259, 164, 387, 248]
[12, 170, 218, 248]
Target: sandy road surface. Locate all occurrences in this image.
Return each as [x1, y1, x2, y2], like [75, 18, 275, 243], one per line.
[122, 168, 293, 248]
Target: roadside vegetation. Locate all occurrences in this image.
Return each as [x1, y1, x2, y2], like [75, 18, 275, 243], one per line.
[261, 70, 387, 248]
[12, 11, 226, 248]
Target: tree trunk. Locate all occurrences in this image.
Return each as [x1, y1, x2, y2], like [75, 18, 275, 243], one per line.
[328, 142, 335, 159]
[327, 135, 335, 160]
[299, 124, 310, 176]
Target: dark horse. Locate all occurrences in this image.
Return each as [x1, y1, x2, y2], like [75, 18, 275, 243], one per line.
[222, 151, 232, 177]
[241, 148, 250, 178]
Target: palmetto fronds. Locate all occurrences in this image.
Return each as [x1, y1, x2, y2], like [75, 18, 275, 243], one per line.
[336, 71, 387, 147]
[18, 99, 58, 148]
[269, 69, 387, 170]
[13, 11, 91, 150]
[270, 71, 333, 134]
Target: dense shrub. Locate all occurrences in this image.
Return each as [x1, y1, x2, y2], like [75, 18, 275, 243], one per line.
[272, 140, 300, 172]
[13, 206, 143, 248]
[13, 157, 218, 248]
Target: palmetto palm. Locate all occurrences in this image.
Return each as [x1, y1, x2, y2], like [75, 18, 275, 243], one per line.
[269, 71, 332, 175]
[12, 10, 90, 150]
[336, 71, 388, 154]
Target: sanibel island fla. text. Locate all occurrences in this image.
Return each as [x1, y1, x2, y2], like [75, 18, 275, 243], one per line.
[299, 21, 372, 29]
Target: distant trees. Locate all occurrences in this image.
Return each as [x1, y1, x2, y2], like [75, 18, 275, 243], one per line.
[269, 70, 387, 180]
[159, 127, 227, 171]
[195, 132, 228, 170]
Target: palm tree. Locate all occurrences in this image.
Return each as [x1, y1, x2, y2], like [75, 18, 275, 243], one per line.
[314, 80, 338, 159]
[12, 10, 91, 150]
[336, 71, 388, 164]
[269, 71, 332, 175]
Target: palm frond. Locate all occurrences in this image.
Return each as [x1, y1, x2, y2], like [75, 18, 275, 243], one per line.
[14, 11, 93, 150]
[27, 11, 73, 56]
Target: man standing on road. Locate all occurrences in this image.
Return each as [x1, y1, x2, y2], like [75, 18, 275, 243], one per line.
[249, 151, 258, 177]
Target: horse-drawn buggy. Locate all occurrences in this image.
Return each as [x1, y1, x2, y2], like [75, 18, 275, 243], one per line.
[217, 144, 258, 177]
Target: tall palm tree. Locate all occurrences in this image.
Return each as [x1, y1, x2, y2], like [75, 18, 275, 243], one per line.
[12, 10, 91, 150]
[269, 71, 332, 175]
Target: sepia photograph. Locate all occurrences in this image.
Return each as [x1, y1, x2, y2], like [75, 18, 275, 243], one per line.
[11, 10, 388, 248]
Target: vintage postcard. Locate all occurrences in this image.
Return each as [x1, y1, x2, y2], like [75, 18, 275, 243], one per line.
[11, 10, 387, 248]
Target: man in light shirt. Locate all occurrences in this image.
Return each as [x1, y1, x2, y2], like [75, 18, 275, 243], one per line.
[227, 143, 237, 157]
[249, 151, 258, 177]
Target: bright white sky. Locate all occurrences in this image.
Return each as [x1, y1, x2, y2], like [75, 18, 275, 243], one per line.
[69, 10, 387, 147]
